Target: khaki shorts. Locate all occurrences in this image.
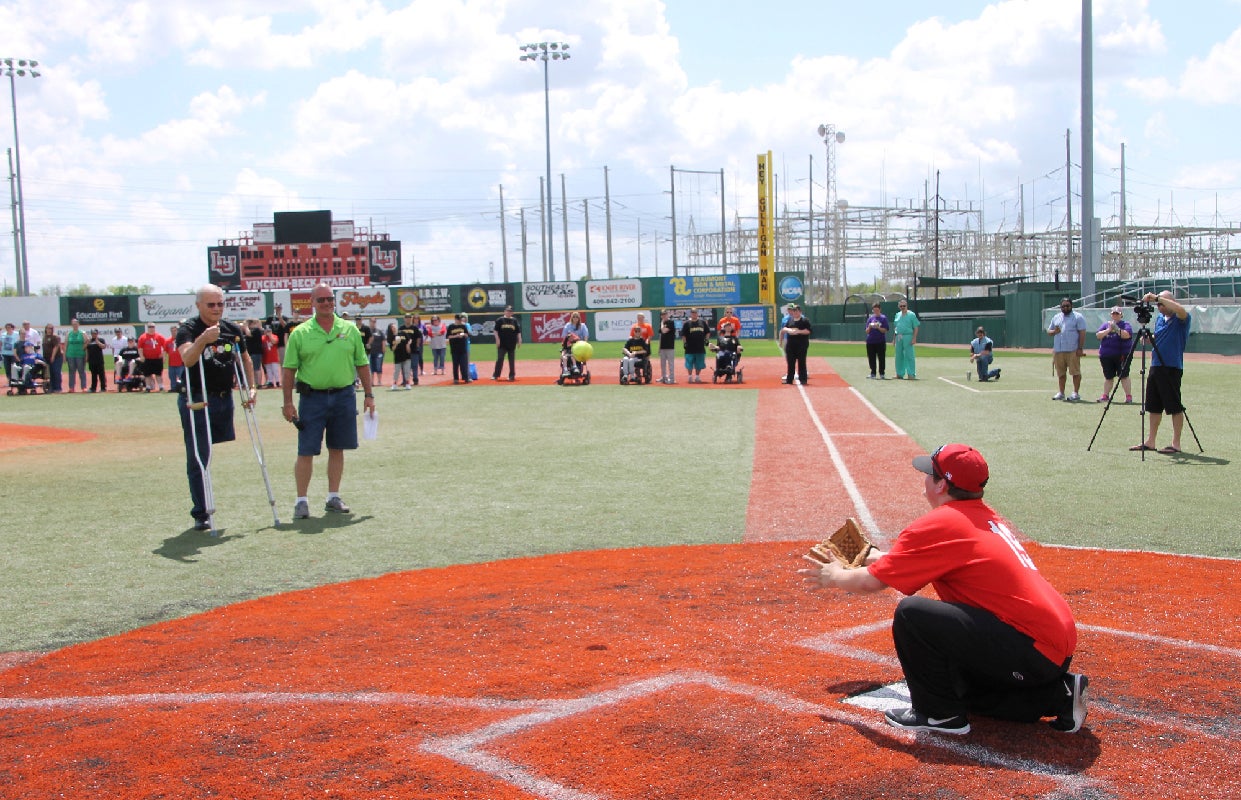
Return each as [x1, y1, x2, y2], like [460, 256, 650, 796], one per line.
[1052, 350, 1081, 377]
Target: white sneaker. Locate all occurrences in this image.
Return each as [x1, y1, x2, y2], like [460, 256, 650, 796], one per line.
[1052, 392, 1065, 401]
[1068, 392, 1080, 402]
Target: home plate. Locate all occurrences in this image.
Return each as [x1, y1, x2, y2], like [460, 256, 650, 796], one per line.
[841, 682, 910, 712]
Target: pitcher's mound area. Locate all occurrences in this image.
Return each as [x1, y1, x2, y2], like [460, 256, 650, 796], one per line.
[0, 422, 97, 453]
[1, 543, 1236, 800]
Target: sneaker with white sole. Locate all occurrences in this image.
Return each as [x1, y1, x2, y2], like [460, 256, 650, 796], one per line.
[1052, 392, 1065, 401]
[1068, 392, 1080, 402]
[1049, 673, 1089, 733]
[324, 496, 351, 514]
[883, 707, 970, 735]
[293, 500, 310, 519]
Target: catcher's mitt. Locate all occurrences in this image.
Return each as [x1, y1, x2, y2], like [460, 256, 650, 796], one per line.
[805, 518, 873, 569]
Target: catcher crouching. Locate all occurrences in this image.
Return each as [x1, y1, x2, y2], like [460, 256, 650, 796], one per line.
[799, 444, 1088, 736]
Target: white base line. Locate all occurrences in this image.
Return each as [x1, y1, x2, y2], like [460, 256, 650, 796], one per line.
[938, 376, 1047, 394]
[421, 669, 1105, 800]
[1079, 624, 1241, 660]
[847, 386, 906, 435]
[797, 384, 881, 539]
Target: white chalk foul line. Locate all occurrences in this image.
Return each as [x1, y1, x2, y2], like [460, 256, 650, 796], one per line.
[0, 690, 549, 713]
[796, 384, 882, 540]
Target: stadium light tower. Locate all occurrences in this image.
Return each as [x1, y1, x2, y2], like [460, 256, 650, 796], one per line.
[816, 123, 846, 302]
[3, 57, 39, 297]
[519, 41, 571, 282]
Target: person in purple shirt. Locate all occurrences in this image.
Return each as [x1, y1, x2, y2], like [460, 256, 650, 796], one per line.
[864, 303, 889, 379]
[1095, 306, 1134, 403]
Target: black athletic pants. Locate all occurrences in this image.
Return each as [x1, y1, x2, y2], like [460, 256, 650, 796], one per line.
[891, 596, 1070, 722]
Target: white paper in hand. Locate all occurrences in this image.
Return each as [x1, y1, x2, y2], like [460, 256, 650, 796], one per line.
[362, 409, 379, 440]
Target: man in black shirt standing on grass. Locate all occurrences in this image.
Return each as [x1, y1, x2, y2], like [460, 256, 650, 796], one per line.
[176, 284, 255, 531]
[492, 305, 522, 381]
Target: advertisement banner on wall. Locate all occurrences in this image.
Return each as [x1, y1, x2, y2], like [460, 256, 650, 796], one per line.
[137, 294, 196, 323]
[530, 311, 586, 344]
[662, 274, 742, 307]
[522, 281, 579, 311]
[66, 295, 130, 326]
[460, 284, 514, 313]
[223, 293, 266, 320]
[463, 313, 501, 344]
[395, 286, 454, 314]
[737, 305, 769, 339]
[335, 286, 392, 317]
[584, 279, 642, 309]
[778, 274, 805, 305]
[593, 310, 656, 342]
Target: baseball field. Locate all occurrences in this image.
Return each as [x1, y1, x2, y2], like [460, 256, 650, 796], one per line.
[1, 342, 1237, 799]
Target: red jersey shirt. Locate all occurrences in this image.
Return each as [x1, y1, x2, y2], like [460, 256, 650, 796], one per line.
[137, 332, 167, 360]
[262, 332, 280, 365]
[868, 499, 1077, 666]
[165, 336, 183, 367]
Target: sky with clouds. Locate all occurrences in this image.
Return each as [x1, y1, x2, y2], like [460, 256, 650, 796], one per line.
[3, 0, 1241, 293]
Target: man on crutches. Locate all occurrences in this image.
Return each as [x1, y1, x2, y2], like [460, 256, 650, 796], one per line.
[176, 285, 254, 532]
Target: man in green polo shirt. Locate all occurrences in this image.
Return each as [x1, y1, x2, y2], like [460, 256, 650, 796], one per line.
[281, 283, 375, 520]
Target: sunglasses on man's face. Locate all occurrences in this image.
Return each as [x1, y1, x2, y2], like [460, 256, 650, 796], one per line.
[313, 297, 335, 304]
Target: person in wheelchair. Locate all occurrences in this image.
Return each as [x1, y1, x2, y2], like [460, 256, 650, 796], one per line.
[8, 341, 47, 395]
[710, 321, 744, 383]
[620, 326, 652, 384]
[559, 332, 588, 381]
[115, 340, 145, 391]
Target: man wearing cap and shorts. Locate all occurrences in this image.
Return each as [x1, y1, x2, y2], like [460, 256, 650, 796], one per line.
[1130, 291, 1191, 455]
[801, 443, 1088, 736]
[680, 308, 712, 383]
[138, 322, 168, 392]
[282, 284, 374, 519]
[1048, 298, 1087, 401]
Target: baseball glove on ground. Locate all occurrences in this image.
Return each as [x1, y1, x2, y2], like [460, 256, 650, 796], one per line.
[805, 518, 873, 569]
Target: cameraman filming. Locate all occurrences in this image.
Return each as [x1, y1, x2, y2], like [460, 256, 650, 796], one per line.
[1129, 291, 1191, 455]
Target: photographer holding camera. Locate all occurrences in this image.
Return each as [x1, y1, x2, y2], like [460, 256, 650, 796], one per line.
[1129, 291, 1191, 455]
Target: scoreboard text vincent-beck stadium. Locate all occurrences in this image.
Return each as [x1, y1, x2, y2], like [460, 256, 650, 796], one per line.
[207, 210, 402, 291]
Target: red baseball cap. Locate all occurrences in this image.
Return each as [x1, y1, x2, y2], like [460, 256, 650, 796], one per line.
[912, 443, 989, 493]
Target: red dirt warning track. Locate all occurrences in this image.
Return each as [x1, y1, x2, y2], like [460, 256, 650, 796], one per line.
[0, 360, 1237, 799]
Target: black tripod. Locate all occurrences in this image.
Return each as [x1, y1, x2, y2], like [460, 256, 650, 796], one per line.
[1087, 321, 1202, 457]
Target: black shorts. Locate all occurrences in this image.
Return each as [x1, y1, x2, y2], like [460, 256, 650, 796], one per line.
[143, 358, 164, 376]
[1099, 353, 1131, 381]
[1144, 366, 1184, 415]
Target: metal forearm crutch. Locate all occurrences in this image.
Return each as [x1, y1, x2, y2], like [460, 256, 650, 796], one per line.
[233, 357, 280, 526]
[186, 357, 217, 534]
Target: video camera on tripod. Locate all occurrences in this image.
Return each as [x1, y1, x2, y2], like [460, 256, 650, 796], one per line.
[1131, 299, 1156, 327]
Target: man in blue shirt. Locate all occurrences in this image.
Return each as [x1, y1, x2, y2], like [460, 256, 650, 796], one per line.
[1130, 292, 1191, 455]
[1047, 298, 1087, 401]
[969, 327, 1002, 382]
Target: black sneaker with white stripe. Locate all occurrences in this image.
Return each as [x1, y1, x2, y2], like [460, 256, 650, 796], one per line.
[1049, 673, 1089, 733]
[883, 707, 970, 735]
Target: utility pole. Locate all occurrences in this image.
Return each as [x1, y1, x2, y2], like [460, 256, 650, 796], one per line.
[582, 199, 592, 279]
[604, 166, 614, 278]
[498, 184, 509, 282]
[560, 173, 570, 278]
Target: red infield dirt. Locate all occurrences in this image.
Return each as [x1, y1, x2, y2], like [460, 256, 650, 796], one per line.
[1, 359, 1237, 800]
[0, 422, 97, 453]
